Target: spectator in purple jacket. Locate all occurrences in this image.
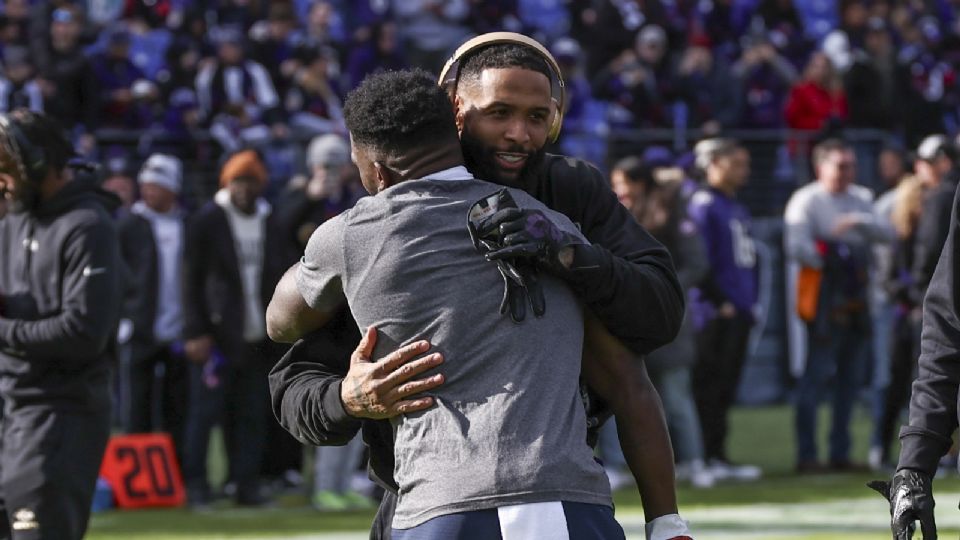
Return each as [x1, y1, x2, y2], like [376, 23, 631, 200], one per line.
[582, 0, 672, 78]
[675, 39, 740, 133]
[593, 24, 677, 128]
[345, 21, 406, 90]
[301, 0, 349, 56]
[250, 0, 301, 97]
[700, 0, 750, 62]
[157, 36, 204, 103]
[285, 45, 344, 138]
[731, 32, 797, 128]
[37, 6, 99, 149]
[0, 45, 43, 113]
[757, 0, 809, 62]
[687, 138, 763, 482]
[196, 25, 285, 152]
[91, 26, 157, 129]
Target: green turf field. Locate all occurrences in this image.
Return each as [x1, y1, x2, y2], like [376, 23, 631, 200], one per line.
[86, 404, 959, 539]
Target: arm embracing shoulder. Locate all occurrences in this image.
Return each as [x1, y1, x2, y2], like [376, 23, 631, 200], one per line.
[269, 327, 361, 446]
[561, 160, 684, 355]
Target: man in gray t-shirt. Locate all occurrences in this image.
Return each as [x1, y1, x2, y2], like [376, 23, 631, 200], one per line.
[294, 69, 620, 536]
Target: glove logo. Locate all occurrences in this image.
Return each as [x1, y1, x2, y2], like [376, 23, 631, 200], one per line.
[12, 508, 38, 531]
[524, 213, 563, 242]
[82, 266, 107, 277]
[892, 484, 912, 524]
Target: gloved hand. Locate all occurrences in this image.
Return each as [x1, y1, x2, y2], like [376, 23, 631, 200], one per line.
[474, 207, 579, 278]
[468, 190, 546, 323]
[868, 469, 937, 539]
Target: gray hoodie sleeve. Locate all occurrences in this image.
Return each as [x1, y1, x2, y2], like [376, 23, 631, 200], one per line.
[0, 214, 121, 363]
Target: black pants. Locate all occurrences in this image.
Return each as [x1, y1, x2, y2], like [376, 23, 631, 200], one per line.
[877, 312, 922, 463]
[123, 343, 188, 464]
[0, 406, 110, 540]
[182, 342, 269, 497]
[692, 314, 752, 461]
[259, 415, 303, 479]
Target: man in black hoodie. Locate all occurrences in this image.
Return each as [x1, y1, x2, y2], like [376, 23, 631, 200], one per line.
[0, 109, 121, 540]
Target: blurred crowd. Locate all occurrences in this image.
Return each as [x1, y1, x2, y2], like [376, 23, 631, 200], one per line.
[26, 0, 957, 512]
[599, 131, 958, 489]
[2, 0, 960, 174]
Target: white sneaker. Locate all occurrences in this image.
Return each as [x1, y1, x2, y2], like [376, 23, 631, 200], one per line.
[868, 446, 884, 471]
[708, 458, 761, 481]
[686, 459, 715, 489]
[676, 459, 715, 488]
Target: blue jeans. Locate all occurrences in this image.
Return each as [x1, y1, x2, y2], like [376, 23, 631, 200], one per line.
[869, 302, 896, 448]
[596, 419, 627, 471]
[649, 364, 705, 463]
[794, 325, 868, 464]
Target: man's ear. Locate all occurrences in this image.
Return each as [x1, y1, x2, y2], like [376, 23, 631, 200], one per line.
[374, 161, 392, 192]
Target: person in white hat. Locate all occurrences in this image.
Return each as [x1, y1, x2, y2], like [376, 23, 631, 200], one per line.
[116, 153, 190, 466]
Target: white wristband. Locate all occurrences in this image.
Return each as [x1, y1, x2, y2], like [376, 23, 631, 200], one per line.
[645, 513, 692, 540]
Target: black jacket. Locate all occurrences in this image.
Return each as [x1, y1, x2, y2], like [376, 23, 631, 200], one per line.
[269, 154, 685, 492]
[0, 175, 121, 412]
[182, 199, 284, 361]
[899, 181, 960, 475]
[912, 173, 960, 297]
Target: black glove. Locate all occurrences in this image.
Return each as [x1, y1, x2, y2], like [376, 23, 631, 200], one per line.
[468, 190, 546, 323]
[474, 207, 580, 278]
[868, 469, 937, 539]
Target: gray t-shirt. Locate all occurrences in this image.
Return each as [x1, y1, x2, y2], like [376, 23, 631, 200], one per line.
[297, 171, 612, 529]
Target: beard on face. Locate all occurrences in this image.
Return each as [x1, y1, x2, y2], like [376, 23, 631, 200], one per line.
[460, 125, 546, 191]
[0, 170, 38, 214]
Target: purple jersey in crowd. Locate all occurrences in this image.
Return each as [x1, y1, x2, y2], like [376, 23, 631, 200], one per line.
[688, 186, 758, 316]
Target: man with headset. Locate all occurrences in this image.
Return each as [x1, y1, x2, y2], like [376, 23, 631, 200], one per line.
[0, 109, 122, 539]
[268, 33, 689, 539]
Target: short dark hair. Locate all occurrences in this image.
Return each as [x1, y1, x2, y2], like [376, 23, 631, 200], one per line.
[344, 68, 458, 159]
[457, 43, 552, 93]
[812, 138, 851, 167]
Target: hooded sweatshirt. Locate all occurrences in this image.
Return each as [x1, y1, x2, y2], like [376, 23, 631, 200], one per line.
[0, 174, 122, 412]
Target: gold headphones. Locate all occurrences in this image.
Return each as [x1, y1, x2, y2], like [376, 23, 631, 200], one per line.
[438, 32, 566, 143]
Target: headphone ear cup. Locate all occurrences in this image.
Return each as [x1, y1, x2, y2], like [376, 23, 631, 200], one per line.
[548, 97, 563, 143]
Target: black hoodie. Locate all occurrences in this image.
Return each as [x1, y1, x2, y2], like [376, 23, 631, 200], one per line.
[0, 173, 121, 412]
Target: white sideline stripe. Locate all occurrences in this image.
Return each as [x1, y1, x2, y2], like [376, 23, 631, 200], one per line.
[89, 492, 960, 539]
[498, 501, 569, 540]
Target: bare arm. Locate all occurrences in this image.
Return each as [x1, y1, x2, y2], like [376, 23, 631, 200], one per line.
[581, 311, 678, 520]
[266, 262, 334, 343]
